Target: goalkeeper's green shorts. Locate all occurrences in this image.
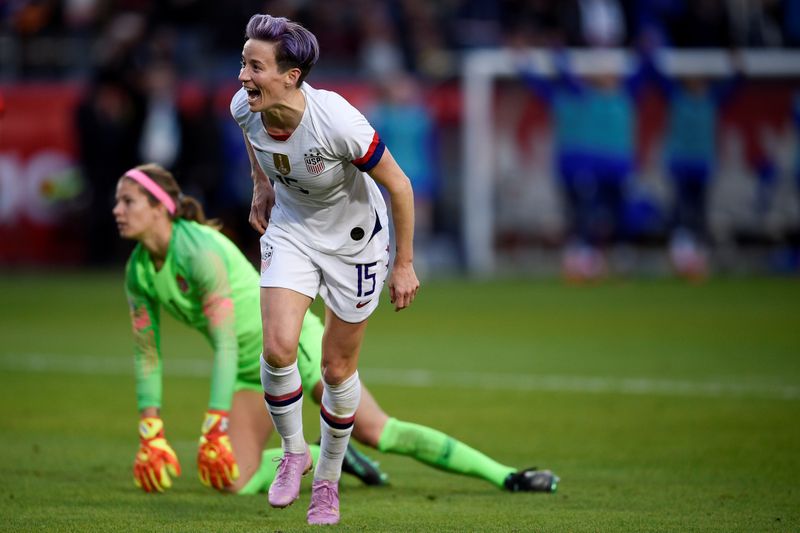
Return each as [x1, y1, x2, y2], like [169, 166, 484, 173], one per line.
[234, 309, 323, 397]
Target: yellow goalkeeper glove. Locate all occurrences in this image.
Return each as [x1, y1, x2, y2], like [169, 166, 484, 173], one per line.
[133, 417, 181, 493]
[197, 410, 239, 490]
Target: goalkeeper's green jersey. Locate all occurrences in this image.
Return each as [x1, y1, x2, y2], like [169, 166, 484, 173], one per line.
[125, 219, 263, 411]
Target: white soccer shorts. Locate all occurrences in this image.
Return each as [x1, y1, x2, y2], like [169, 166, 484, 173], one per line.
[259, 221, 390, 323]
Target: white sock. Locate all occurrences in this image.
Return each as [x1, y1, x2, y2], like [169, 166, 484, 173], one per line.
[315, 371, 361, 482]
[260, 357, 306, 453]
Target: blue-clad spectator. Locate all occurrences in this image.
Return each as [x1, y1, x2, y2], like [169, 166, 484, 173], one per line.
[368, 74, 438, 254]
[520, 51, 648, 281]
[647, 52, 743, 280]
[794, 92, 800, 209]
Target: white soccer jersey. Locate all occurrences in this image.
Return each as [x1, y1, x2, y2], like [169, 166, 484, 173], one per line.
[231, 84, 388, 255]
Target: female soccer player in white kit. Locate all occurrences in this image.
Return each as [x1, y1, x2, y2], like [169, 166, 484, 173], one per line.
[231, 13, 419, 525]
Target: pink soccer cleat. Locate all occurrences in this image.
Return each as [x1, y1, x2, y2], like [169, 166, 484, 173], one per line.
[307, 479, 340, 525]
[268, 447, 312, 508]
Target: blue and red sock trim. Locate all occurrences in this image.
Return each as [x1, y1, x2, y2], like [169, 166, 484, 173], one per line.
[264, 386, 303, 408]
[320, 404, 355, 430]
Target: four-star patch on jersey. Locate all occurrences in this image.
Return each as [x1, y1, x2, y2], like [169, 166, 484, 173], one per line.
[304, 149, 325, 175]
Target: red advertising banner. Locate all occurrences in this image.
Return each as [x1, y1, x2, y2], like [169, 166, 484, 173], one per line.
[0, 83, 85, 265]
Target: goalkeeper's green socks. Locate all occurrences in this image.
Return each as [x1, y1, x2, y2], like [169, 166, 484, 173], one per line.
[377, 417, 515, 488]
[240, 418, 517, 493]
[238, 444, 321, 495]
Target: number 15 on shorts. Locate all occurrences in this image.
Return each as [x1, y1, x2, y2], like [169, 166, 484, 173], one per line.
[356, 262, 378, 297]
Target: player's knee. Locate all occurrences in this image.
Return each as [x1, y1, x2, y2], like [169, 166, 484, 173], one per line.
[227, 461, 263, 495]
[320, 362, 353, 386]
[227, 475, 251, 495]
[262, 335, 296, 367]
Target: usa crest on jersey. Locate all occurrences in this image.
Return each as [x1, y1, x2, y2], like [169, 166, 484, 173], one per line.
[304, 151, 325, 175]
[261, 243, 274, 273]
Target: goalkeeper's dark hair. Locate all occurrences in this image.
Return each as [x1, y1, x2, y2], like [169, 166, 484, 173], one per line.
[123, 163, 221, 229]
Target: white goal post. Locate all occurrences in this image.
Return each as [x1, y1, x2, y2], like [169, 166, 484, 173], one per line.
[461, 48, 800, 276]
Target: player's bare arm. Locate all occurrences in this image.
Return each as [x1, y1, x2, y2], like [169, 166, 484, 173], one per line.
[368, 148, 419, 311]
[243, 132, 274, 234]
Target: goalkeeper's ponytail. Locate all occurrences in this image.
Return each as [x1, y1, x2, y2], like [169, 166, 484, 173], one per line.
[124, 163, 221, 229]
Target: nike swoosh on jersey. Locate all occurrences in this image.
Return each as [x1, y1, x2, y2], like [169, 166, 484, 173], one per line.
[355, 300, 371, 308]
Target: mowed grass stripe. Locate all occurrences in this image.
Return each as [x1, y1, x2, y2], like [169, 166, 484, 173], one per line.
[3, 352, 798, 400]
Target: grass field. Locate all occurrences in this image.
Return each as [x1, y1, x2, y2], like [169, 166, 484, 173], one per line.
[1, 272, 799, 532]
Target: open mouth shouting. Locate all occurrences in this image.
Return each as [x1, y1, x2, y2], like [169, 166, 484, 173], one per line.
[244, 87, 262, 106]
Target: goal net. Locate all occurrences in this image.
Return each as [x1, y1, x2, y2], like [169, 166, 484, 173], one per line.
[461, 48, 800, 276]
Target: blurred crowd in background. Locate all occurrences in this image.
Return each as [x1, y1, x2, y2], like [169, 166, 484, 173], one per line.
[4, 0, 800, 81]
[1, 0, 799, 279]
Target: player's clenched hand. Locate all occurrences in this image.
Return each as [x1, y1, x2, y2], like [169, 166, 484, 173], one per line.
[389, 261, 419, 311]
[197, 410, 239, 490]
[249, 176, 274, 234]
[133, 417, 181, 493]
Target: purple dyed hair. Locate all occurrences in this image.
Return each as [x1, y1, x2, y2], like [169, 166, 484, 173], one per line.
[245, 14, 319, 86]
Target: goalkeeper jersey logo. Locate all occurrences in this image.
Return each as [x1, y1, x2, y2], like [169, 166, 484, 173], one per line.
[175, 274, 189, 293]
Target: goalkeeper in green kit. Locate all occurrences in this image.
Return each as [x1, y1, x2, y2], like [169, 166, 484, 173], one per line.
[114, 162, 558, 496]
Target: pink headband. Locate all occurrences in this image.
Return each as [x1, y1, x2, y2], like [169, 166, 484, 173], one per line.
[124, 169, 176, 215]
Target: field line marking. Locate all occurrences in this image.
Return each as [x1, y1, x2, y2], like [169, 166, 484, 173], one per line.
[1, 352, 798, 400]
